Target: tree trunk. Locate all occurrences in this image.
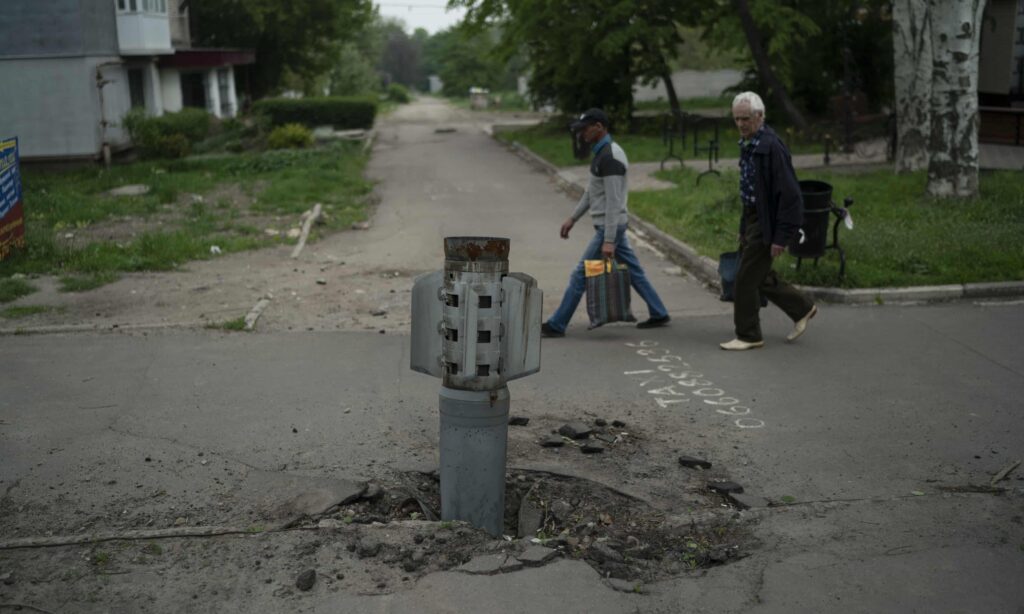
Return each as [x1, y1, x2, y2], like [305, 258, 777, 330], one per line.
[732, 0, 809, 131]
[925, 0, 987, 198]
[662, 68, 684, 125]
[892, 0, 932, 172]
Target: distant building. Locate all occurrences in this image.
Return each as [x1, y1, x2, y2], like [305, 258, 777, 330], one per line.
[0, 0, 254, 161]
[428, 75, 443, 95]
[979, 0, 1024, 144]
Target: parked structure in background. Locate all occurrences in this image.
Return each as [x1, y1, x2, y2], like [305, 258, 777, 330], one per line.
[0, 0, 254, 161]
[979, 0, 1024, 145]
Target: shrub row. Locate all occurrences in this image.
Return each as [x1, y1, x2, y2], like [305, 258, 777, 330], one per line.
[387, 83, 411, 104]
[123, 108, 212, 159]
[252, 97, 377, 130]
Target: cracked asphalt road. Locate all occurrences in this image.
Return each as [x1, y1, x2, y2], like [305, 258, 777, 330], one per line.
[2, 98, 1023, 612]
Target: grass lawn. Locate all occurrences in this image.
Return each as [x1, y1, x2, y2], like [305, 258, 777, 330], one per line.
[496, 120, 829, 168]
[0, 278, 37, 303]
[630, 167, 1024, 288]
[1, 305, 63, 319]
[0, 141, 373, 294]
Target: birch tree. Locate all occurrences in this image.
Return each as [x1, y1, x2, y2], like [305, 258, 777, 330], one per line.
[892, 0, 931, 172]
[925, 0, 987, 198]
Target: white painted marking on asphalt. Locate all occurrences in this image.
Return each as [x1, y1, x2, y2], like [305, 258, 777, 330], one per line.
[622, 340, 764, 429]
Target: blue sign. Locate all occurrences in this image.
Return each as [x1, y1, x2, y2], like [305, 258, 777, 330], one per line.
[0, 136, 25, 261]
[0, 137, 21, 218]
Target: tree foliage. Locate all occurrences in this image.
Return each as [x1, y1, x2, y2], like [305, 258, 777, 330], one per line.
[697, 0, 892, 121]
[452, 0, 693, 123]
[421, 26, 514, 96]
[191, 0, 375, 98]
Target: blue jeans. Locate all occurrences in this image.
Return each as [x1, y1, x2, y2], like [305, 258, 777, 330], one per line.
[546, 224, 669, 333]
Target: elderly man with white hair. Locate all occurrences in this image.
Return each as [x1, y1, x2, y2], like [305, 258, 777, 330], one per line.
[720, 91, 817, 351]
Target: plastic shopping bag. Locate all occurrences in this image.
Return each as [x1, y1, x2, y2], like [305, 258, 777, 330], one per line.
[584, 259, 636, 329]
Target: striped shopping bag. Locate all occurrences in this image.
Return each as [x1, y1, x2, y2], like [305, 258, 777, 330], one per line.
[584, 259, 636, 329]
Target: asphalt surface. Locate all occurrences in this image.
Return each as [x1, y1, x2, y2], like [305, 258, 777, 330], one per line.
[2, 97, 1023, 612]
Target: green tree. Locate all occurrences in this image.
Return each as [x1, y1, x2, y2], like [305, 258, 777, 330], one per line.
[379, 20, 425, 88]
[422, 26, 508, 97]
[453, 0, 696, 122]
[191, 0, 375, 98]
[697, 0, 892, 127]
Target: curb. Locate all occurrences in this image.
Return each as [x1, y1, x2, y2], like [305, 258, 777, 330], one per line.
[500, 138, 1024, 304]
[0, 321, 208, 336]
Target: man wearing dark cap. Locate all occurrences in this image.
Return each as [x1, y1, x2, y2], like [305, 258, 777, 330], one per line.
[541, 108, 670, 338]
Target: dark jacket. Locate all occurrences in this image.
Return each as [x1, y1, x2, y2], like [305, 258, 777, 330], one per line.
[739, 125, 803, 247]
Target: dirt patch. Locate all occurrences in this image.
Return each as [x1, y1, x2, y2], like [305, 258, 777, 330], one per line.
[0, 468, 752, 612]
[328, 465, 752, 585]
[52, 180, 302, 249]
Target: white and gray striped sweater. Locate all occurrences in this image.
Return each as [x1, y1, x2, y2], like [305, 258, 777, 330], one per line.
[571, 140, 629, 241]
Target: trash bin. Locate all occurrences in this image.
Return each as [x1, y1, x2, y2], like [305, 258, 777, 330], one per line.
[789, 180, 833, 259]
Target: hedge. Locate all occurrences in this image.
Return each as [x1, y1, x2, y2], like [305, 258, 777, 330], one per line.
[252, 97, 377, 130]
[122, 108, 211, 158]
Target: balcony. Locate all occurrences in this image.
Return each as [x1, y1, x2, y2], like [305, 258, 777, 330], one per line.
[170, 13, 191, 49]
[116, 11, 173, 55]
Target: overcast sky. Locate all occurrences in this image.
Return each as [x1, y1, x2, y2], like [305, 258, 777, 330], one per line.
[375, 1, 467, 34]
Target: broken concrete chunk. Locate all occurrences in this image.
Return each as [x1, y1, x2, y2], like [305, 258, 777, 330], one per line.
[456, 554, 507, 574]
[606, 578, 643, 593]
[707, 481, 744, 495]
[517, 498, 544, 538]
[517, 545, 558, 565]
[508, 416, 530, 426]
[728, 493, 768, 510]
[295, 569, 316, 591]
[558, 422, 593, 439]
[678, 455, 713, 470]
[356, 540, 382, 559]
[549, 499, 573, 520]
[540, 436, 565, 448]
[581, 441, 605, 454]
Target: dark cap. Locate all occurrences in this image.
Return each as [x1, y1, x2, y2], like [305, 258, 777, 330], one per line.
[570, 108, 609, 132]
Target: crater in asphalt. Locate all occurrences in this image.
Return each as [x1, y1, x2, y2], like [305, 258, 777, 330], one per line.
[323, 469, 753, 584]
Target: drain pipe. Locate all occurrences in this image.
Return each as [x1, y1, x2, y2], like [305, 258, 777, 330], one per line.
[96, 61, 123, 167]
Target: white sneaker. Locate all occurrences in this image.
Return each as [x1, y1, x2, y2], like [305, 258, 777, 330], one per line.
[786, 305, 818, 343]
[719, 338, 765, 351]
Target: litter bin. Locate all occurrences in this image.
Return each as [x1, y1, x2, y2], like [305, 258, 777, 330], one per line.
[789, 180, 833, 259]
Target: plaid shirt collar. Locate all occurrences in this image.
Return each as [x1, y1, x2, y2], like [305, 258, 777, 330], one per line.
[738, 126, 765, 151]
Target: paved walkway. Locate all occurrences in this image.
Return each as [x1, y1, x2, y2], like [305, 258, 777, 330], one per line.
[559, 140, 1020, 193]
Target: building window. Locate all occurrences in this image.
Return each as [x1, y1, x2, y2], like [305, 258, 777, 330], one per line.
[128, 69, 146, 109]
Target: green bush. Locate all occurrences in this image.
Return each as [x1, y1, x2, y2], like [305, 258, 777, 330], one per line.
[156, 134, 191, 158]
[252, 97, 377, 130]
[387, 83, 411, 104]
[267, 123, 313, 149]
[123, 108, 211, 158]
[157, 108, 210, 143]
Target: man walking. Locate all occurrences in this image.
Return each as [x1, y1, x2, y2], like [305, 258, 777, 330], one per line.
[720, 92, 817, 351]
[541, 108, 670, 338]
